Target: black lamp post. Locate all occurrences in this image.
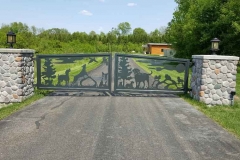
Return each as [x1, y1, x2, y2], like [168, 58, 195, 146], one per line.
[211, 38, 220, 55]
[7, 31, 16, 48]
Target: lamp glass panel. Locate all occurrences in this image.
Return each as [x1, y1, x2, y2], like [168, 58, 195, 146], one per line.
[212, 42, 219, 50]
[12, 35, 16, 43]
[7, 36, 13, 43]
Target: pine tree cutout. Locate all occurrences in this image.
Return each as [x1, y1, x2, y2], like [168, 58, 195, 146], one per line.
[118, 57, 132, 87]
[42, 58, 56, 86]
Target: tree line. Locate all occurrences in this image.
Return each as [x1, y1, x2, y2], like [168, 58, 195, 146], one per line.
[1, 0, 239, 58]
[0, 22, 167, 54]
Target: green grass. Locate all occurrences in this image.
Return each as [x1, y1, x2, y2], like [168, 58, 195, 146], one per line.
[0, 89, 51, 120]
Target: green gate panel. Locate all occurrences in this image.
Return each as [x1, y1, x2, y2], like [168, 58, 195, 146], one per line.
[36, 53, 112, 92]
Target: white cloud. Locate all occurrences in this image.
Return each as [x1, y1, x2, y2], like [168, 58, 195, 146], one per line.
[99, 0, 105, 2]
[127, 3, 137, 7]
[80, 10, 93, 16]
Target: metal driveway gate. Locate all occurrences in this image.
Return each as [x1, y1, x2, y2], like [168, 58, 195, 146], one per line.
[114, 54, 190, 94]
[36, 53, 190, 94]
[36, 53, 112, 92]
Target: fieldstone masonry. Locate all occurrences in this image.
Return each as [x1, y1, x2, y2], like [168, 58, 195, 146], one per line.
[191, 55, 239, 106]
[0, 49, 35, 104]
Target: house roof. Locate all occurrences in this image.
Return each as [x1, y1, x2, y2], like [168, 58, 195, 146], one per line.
[142, 43, 172, 48]
[147, 43, 172, 46]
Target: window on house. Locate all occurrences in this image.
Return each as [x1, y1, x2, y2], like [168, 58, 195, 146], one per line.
[161, 49, 164, 52]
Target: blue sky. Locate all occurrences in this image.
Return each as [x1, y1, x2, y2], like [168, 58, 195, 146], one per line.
[0, 0, 177, 34]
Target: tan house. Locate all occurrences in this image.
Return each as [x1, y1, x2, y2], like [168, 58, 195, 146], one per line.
[142, 43, 172, 56]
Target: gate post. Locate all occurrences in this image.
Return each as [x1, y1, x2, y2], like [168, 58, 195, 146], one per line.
[191, 55, 239, 106]
[0, 49, 35, 105]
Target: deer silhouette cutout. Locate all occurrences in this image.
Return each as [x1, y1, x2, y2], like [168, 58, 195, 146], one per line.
[57, 69, 71, 86]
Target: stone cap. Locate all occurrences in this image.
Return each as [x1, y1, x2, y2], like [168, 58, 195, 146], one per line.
[192, 55, 239, 61]
[0, 48, 35, 54]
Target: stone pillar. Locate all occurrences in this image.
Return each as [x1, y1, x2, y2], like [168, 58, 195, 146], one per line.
[0, 49, 35, 103]
[191, 55, 239, 106]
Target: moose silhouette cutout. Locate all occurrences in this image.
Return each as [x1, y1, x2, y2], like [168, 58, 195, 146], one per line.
[57, 69, 71, 86]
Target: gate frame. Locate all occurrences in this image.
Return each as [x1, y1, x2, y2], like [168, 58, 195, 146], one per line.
[36, 53, 112, 92]
[114, 53, 190, 94]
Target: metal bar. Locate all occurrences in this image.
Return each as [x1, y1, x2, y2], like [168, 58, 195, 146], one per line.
[36, 55, 41, 89]
[37, 53, 111, 58]
[184, 60, 190, 94]
[114, 54, 118, 92]
[115, 89, 184, 94]
[37, 87, 110, 92]
[108, 54, 112, 92]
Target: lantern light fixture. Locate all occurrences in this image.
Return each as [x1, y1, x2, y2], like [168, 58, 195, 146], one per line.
[211, 38, 220, 55]
[7, 31, 16, 48]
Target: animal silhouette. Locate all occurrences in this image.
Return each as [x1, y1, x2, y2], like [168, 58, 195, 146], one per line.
[125, 81, 134, 89]
[132, 68, 152, 88]
[99, 72, 108, 87]
[72, 64, 88, 86]
[152, 75, 161, 89]
[177, 77, 184, 87]
[118, 82, 123, 88]
[57, 69, 71, 86]
[162, 74, 178, 89]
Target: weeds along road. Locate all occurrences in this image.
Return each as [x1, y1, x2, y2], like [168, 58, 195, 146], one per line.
[1, 57, 240, 160]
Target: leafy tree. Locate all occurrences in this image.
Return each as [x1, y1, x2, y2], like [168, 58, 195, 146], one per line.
[117, 22, 132, 36]
[166, 0, 240, 58]
[133, 28, 148, 43]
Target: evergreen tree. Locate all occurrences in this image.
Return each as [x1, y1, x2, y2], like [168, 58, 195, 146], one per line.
[42, 58, 56, 85]
[118, 57, 132, 87]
